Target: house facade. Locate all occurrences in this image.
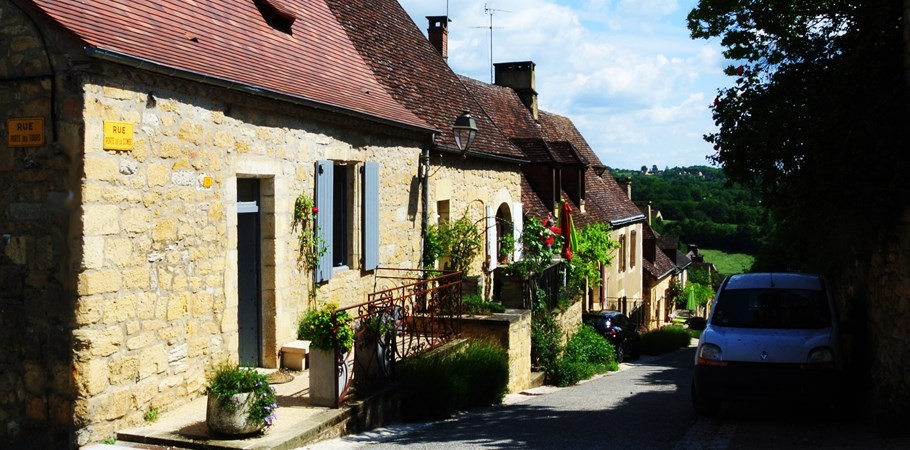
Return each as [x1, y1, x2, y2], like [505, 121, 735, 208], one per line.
[1, 0, 523, 446]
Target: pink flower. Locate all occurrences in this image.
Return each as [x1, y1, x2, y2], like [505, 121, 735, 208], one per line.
[312, 207, 319, 214]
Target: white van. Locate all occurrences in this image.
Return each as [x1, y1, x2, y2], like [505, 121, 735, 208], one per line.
[691, 273, 842, 415]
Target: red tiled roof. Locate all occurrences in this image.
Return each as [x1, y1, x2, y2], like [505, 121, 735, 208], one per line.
[548, 141, 583, 165]
[539, 111, 602, 168]
[458, 76, 541, 140]
[324, 0, 524, 159]
[521, 174, 552, 219]
[28, 0, 431, 131]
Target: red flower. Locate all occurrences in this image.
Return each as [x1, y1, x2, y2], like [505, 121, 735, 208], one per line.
[312, 207, 318, 214]
[735, 65, 744, 76]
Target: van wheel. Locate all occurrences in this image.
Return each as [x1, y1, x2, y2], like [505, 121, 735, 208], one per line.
[615, 342, 625, 363]
[691, 379, 721, 416]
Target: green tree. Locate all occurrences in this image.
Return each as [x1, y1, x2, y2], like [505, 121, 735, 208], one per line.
[688, 0, 906, 272]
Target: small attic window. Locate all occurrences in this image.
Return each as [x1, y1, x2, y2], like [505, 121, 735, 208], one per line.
[254, 0, 296, 34]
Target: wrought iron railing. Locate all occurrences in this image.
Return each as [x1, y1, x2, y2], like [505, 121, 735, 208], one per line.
[328, 268, 463, 407]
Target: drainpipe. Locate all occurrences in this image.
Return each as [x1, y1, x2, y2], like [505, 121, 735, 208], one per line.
[421, 134, 435, 268]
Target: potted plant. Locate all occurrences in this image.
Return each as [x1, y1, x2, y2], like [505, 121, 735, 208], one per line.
[424, 212, 484, 293]
[205, 362, 278, 435]
[297, 302, 355, 407]
[498, 231, 515, 263]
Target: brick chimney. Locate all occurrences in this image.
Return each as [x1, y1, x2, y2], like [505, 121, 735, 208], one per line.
[494, 61, 538, 120]
[427, 16, 449, 61]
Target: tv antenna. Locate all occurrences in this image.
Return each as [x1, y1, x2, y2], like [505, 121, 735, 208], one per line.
[473, 3, 509, 83]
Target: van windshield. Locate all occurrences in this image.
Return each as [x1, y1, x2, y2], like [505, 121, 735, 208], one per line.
[711, 288, 831, 329]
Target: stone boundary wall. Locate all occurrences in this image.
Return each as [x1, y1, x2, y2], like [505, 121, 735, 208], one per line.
[1, 4, 84, 446]
[459, 309, 532, 393]
[836, 207, 910, 431]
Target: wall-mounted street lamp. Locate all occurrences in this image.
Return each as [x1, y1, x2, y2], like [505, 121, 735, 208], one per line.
[452, 111, 477, 154]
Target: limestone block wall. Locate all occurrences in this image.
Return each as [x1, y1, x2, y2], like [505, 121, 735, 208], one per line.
[66, 63, 432, 444]
[1, 4, 84, 446]
[555, 300, 583, 347]
[459, 309, 532, 393]
[425, 157, 522, 294]
[836, 207, 910, 428]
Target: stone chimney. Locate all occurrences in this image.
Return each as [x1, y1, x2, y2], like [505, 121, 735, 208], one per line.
[427, 16, 448, 61]
[494, 61, 538, 120]
[625, 178, 632, 200]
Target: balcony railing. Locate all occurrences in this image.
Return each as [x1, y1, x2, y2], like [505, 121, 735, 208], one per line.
[329, 268, 463, 406]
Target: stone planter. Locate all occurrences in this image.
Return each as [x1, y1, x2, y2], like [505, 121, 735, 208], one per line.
[206, 392, 263, 435]
[309, 347, 353, 407]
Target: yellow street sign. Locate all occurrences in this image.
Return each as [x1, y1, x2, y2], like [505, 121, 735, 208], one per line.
[103, 120, 134, 151]
[7, 118, 45, 147]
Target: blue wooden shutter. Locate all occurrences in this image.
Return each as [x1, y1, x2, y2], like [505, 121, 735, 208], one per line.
[315, 160, 333, 282]
[362, 162, 379, 271]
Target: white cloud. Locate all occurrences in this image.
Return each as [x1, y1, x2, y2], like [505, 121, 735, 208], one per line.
[398, 0, 732, 169]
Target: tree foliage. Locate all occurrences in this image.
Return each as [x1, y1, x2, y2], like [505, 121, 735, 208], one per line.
[612, 166, 767, 254]
[688, 0, 907, 273]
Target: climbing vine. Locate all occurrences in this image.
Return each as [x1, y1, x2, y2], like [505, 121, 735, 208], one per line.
[292, 193, 326, 303]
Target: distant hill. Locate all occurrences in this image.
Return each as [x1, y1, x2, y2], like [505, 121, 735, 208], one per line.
[610, 166, 767, 254]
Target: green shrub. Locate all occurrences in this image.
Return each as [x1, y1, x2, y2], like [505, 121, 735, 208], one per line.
[531, 308, 562, 374]
[462, 293, 506, 315]
[397, 340, 509, 421]
[297, 303, 355, 352]
[550, 325, 619, 386]
[143, 407, 159, 423]
[640, 325, 693, 355]
[453, 340, 509, 407]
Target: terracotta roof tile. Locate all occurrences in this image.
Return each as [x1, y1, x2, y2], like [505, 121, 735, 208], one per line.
[30, 0, 431, 131]
[538, 111, 602, 168]
[324, 0, 524, 159]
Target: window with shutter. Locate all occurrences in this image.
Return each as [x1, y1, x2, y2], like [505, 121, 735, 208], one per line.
[362, 162, 379, 271]
[315, 160, 334, 282]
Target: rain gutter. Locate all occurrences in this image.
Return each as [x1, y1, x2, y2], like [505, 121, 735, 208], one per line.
[84, 47, 438, 135]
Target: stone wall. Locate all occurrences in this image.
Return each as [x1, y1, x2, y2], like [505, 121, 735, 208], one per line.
[1, 4, 82, 446]
[835, 207, 910, 431]
[1, 4, 522, 446]
[460, 309, 532, 393]
[68, 65, 432, 444]
[554, 300, 583, 346]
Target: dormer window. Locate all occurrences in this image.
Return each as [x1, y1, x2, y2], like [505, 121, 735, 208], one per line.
[254, 0, 296, 34]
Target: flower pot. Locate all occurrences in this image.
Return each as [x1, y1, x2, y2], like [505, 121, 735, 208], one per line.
[206, 392, 264, 435]
[309, 347, 353, 407]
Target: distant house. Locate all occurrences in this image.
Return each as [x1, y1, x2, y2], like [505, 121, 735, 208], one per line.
[641, 224, 679, 328]
[452, 57, 647, 314]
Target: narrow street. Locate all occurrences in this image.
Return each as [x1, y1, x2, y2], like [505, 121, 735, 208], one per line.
[302, 348, 910, 449]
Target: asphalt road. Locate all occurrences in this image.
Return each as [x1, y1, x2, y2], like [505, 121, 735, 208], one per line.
[302, 347, 910, 449]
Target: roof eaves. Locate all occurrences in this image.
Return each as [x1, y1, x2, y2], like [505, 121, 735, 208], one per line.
[85, 46, 438, 134]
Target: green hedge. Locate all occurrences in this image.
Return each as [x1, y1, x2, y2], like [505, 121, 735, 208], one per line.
[550, 325, 619, 387]
[397, 339, 509, 421]
[640, 325, 693, 355]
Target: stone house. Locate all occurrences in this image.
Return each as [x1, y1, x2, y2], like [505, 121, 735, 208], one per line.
[451, 54, 647, 315]
[641, 223, 681, 328]
[0, 0, 524, 446]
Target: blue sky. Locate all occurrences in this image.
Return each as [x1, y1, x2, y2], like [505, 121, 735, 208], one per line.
[398, 0, 733, 170]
